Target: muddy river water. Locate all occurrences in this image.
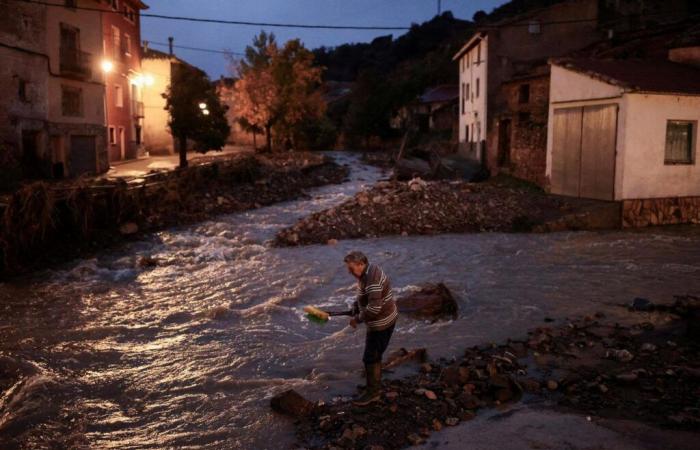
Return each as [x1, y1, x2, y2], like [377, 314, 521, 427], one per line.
[1, 153, 699, 449]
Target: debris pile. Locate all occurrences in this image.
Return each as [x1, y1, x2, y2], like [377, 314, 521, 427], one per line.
[275, 178, 610, 246]
[285, 295, 699, 449]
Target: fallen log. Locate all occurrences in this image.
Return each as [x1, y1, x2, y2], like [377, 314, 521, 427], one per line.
[382, 348, 427, 370]
[397, 283, 458, 321]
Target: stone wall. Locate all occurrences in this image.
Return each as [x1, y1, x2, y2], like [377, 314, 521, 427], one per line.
[622, 197, 700, 228]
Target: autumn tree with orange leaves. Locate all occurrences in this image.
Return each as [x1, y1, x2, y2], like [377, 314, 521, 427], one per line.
[233, 32, 326, 151]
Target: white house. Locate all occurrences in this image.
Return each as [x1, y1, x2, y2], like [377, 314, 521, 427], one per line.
[547, 56, 700, 226]
[454, 32, 488, 162]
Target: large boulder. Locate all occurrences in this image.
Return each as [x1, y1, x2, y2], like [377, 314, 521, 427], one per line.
[397, 283, 458, 321]
[270, 389, 316, 417]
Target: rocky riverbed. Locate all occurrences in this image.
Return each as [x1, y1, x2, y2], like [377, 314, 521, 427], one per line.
[275, 177, 620, 247]
[287, 295, 700, 449]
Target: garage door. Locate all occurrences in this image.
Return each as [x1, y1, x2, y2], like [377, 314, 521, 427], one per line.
[69, 135, 97, 176]
[551, 104, 618, 201]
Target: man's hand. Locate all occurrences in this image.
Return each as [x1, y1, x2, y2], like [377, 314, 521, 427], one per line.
[349, 317, 358, 329]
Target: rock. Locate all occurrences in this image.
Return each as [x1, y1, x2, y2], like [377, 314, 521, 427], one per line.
[424, 390, 437, 400]
[460, 410, 476, 421]
[357, 192, 370, 206]
[445, 417, 459, 426]
[420, 363, 433, 373]
[630, 297, 654, 311]
[407, 433, 424, 446]
[270, 390, 315, 417]
[547, 380, 559, 391]
[327, 239, 338, 245]
[397, 283, 458, 321]
[217, 196, 225, 205]
[598, 384, 609, 394]
[520, 378, 541, 393]
[119, 222, 138, 235]
[457, 393, 480, 409]
[616, 372, 638, 383]
[432, 418, 443, 431]
[442, 367, 462, 386]
[395, 158, 431, 180]
[408, 177, 428, 192]
[489, 374, 510, 389]
[495, 388, 514, 402]
[137, 255, 158, 268]
[608, 349, 634, 362]
[414, 388, 427, 396]
[385, 391, 399, 401]
[641, 343, 657, 352]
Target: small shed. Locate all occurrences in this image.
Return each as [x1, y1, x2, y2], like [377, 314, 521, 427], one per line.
[546, 58, 700, 225]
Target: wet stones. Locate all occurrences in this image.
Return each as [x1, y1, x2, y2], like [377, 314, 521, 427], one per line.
[270, 389, 316, 417]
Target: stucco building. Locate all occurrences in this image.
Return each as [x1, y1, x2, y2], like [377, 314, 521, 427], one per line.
[1, 0, 111, 179]
[547, 54, 700, 226]
[101, 0, 149, 163]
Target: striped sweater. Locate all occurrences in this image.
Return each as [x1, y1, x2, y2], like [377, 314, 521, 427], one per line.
[352, 263, 398, 331]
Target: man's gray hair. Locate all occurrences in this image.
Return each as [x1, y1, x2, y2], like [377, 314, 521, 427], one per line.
[344, 251, 368, 265]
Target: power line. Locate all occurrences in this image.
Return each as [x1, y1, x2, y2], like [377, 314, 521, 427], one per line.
[146, 41, 245, 57]
[15, 0, 411, 30]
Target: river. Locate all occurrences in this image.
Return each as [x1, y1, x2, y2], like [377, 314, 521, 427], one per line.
[1, 153, 699, 449]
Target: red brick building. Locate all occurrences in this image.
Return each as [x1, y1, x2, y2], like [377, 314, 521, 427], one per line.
[101, 0, 148, 162]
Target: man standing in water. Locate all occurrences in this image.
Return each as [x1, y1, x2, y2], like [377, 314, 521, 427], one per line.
[344, 251, 398, 406]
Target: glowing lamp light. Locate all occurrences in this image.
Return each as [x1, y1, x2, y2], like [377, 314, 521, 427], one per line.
[202, 109, 210, 116]
[144, 74, 154, 86]
[101, 60, 114, 73]
[132, 74, 144, 87]
[198, 102, 207, 110]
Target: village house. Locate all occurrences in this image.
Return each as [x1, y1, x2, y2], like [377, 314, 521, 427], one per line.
[452, 0, 693, 185]
[1, 0, 110, 179]
[546, 52, 700, 227]
[101, 0, 149, 163]
[141, 42, 204, 156]
[392, 85, 459, 137]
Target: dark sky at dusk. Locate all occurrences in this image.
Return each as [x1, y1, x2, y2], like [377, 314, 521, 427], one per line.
[140, 0, 506, 78]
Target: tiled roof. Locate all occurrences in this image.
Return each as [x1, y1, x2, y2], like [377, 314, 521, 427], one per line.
[553, 58, 700, 95]
[419, 85, 459, 104]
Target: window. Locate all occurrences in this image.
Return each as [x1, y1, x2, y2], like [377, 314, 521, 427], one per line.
[529, 20, 541, 34]
[61, 85, 82, 116]
[111, 0, 119, 10]
[476, 78, 480, 98]
[115, 84, 123, 107]
[18, 78, 28, 102]
[519, 84, 530, 104]
[471, 124, 474, 142]
[108, 126, 116, 145]
[466, 54, 470, 68]
[665, 120, 695, 164]
[465, 125, 469, 143]
[123, 5, 135, 22]
[111, 26, 120, 60]
[518, 112, 531, 124]
[461, 83, 465, 114]
[476, 44, 481, 64]
[466, 83, 470, 103]
[123, 33, 131, 56]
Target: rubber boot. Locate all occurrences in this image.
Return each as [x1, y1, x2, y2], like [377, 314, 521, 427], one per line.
[353, 363, 382, 406]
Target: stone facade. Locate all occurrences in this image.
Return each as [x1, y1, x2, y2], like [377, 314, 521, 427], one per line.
[622, 197, 700, 228]
[491, 71, 550, 187]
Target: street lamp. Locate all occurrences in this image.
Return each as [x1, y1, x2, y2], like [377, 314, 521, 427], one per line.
[199, 102, 207, 110]
[202, 109, 210, 116]
[144, 74, 154, 86]
[101, 59, 114, 73]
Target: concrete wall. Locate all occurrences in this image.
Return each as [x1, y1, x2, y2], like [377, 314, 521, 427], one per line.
[457, 35, 488, 160]
[142, 57, 174, 155]
[619, 93, 700, 199]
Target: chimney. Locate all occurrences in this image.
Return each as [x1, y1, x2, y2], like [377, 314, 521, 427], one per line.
[168, 37, 174, 56]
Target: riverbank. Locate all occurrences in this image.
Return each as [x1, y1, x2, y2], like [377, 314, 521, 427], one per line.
[274, 177, 621, 246]
[0, 151, 349, 277]
[292, 295, 700, 449]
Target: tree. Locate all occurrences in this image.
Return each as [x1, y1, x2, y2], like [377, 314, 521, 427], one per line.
[233, 32, 325, 151]
[163, 63, 230, 168]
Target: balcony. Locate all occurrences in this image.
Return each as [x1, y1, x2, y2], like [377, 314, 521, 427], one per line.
[60, 47, 92, 80]
[133, 101, 144, 118]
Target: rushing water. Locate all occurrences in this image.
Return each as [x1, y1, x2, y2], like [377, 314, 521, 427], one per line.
[1, 153, 699, 449]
